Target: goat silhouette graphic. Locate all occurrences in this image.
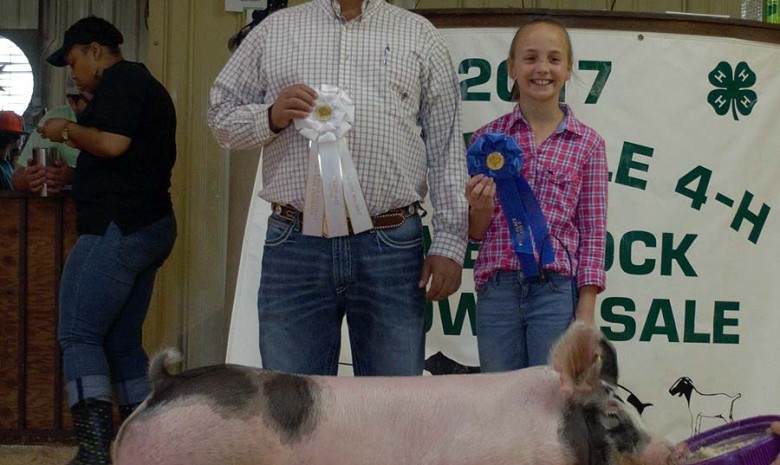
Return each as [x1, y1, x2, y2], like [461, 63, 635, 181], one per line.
[669, 376, 741, 435]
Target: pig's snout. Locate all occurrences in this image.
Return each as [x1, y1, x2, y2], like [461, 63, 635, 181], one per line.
[640, 439, 690, 465]
[638, 437, 681, 465]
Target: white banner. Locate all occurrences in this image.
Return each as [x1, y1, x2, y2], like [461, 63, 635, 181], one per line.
[227, 27, 780, 442]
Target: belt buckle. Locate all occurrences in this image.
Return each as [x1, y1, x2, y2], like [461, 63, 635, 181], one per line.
[272, 203, 297, 223]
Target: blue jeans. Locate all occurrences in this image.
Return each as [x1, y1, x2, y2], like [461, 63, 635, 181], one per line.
[258, 212, 425, 376]
[58, 212, 176, 407]
[476, 270, 576, 372]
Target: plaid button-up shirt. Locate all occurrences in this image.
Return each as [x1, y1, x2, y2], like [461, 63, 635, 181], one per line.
[208, 0, 468, 264]
[471, 104, 608, 292]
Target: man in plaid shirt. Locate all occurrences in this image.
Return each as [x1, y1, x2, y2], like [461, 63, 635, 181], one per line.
[209, 0, 468, 376]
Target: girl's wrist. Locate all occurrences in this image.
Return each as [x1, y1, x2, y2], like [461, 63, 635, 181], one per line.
[469, 205, 494, 217]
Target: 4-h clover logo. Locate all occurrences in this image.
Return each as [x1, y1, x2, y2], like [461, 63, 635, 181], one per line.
[707, 61, 757, 121]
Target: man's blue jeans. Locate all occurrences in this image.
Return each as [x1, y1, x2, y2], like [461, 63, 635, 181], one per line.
[58, 212, 176, 407]
[258, 212, 426, 376]
[476, 270, 576, 372]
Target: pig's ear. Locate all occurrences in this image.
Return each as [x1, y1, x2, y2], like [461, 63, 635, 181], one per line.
[550, 322, 605, 401]
[598, 338, 619, 386]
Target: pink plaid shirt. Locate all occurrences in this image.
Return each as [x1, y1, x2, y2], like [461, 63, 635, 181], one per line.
[471, 104, 608, 292]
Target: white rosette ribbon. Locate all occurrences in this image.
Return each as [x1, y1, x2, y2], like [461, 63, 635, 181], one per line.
[294, 85, 372, 237]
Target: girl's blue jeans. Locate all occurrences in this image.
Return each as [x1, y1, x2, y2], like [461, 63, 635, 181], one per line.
[257, 212, 426, 376]
[476, 269, 576, 372]
[58, 212, 176, 407]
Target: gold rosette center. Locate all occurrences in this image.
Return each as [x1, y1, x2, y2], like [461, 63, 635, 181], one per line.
[486, 152, 505, 170]
[315, 104, 333, 122]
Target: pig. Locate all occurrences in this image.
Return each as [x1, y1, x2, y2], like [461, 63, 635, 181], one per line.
[772, 422, 780, 465]
[112, 322, 676, 465]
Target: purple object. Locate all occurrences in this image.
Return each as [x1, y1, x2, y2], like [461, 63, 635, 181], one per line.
[683, 415, 780, 465]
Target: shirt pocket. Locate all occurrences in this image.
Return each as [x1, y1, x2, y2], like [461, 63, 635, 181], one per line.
[383, 49, 421, 121]
[534, 161, 580, 220]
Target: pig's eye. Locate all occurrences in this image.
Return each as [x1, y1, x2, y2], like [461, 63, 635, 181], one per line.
[602, 411, 624, 430]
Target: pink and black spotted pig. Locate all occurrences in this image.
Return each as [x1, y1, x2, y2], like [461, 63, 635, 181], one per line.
[112, 322, 678, 465]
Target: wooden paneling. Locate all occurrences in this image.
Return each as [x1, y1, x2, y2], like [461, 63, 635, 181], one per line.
[0, 199, 22, 433]
[536, 0, 607, 9]
[147, 0, 234, 369]
[421, 9, 780, 44]
[607, 0, 683, 13]
[24, 200, 58, 430]
[0, 193, 77, 443]
[416, 0, 465, 8]
[684, 0, 741, 18]
[400, 0, 750, 13]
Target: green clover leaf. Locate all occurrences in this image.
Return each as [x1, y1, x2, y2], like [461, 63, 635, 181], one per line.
[707, 61, 757, 121]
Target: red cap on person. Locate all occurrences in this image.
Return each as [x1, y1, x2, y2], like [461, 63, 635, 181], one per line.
[0, 111, 25, 134]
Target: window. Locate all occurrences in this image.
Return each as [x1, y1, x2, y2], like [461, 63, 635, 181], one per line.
[0, 35, 33, 115]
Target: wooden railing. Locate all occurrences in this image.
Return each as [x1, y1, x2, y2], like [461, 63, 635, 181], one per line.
[0, 191, 77, 443]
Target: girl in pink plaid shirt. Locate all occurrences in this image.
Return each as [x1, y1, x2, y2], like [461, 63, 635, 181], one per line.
[466, 18, 608, 372]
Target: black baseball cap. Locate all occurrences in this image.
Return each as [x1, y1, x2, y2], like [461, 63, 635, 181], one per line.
[46, 16, 124, 67]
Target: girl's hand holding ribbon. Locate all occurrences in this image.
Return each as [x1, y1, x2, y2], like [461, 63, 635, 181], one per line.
[466, 132, 554, 277]
[465, 174, 496, 212]
[465, 174, 496, 242]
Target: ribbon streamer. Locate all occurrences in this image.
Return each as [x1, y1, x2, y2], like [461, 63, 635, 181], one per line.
[295, 85, 372, 237]
[467, 132, 554, 278]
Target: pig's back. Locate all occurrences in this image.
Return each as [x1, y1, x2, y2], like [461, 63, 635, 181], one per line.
[293, 367, 571, 465]
[114, 360, 573, 465]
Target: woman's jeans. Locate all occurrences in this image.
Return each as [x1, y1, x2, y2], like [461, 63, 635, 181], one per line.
[258, 213, 426, 376]
[476, 270, 576, 372]
[58, 212, 176, 408]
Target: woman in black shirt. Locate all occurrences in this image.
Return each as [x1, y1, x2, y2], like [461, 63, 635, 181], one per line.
[39, 16, 177, 465]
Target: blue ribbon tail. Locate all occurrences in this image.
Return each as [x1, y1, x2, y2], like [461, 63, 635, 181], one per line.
[516, 176, 555, 267]
[496, 179, 540, 278]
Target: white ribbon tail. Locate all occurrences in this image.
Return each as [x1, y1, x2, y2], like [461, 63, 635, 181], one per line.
[318, 140, 349, 237]
[302, 141, 325, 236]
[338, 138, 372, 234]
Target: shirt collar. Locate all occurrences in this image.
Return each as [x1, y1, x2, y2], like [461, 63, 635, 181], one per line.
[510, 103, 587, 137]
[318, 0, 384, 21]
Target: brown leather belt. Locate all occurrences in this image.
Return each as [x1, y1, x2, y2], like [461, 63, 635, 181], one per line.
[271, 202, 421, 233]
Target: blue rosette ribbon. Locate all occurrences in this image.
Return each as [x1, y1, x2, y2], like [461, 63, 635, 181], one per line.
[467, 132, 554, 278]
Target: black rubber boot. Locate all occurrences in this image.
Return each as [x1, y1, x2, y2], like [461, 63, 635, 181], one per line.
[68, 399, 113, 465]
